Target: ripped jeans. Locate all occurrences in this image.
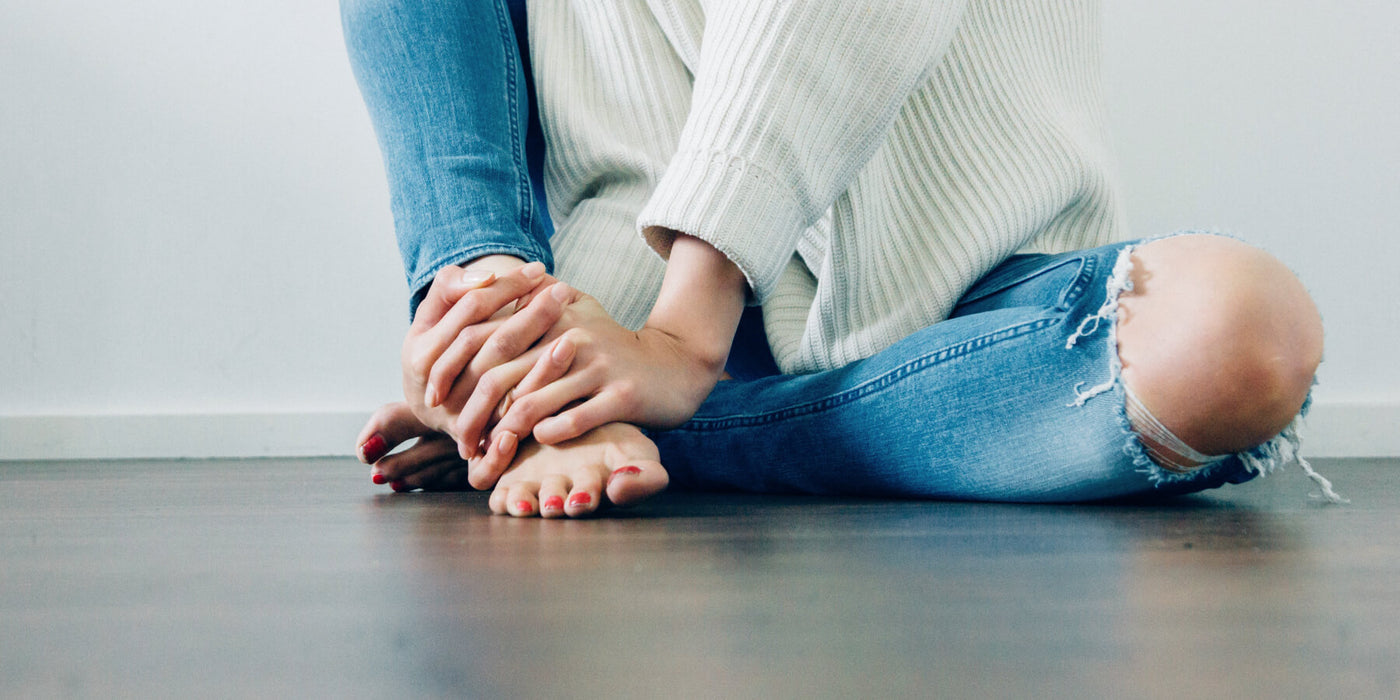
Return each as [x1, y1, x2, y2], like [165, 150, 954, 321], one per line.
[654, 238, 1314, 502]
[341, 1, 1320, 502]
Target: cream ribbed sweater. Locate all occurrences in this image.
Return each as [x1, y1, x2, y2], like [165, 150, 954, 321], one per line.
[530, 0, 1126, 374]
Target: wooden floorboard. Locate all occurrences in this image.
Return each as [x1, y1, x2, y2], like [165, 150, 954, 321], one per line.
[2, 457, 1397, 698]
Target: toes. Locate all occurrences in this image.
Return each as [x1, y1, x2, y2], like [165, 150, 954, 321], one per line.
[603, 459, 669, 506]
[399, 459, 469, 492]
[489, 482, 541, 517]
[565, 476, 602, 518]
[357, 402, 431, 464]
[488, 485, 508, 514]
[537, 475, 571, 519]
[506, 482, 540, 517]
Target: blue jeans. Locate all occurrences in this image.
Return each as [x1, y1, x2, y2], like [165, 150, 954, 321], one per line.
[342, 0, 551, 318]
[654, 241, 1277, 502]
[341, 0, 1293, 502]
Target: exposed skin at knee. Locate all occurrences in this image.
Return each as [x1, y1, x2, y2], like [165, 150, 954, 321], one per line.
[1115, 235, 1323, 458]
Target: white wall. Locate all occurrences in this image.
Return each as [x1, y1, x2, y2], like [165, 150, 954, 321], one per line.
[2, 1, 1396, 459]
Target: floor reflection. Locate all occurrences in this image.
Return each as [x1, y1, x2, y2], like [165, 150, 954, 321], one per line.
[362, 488, 1329, 696]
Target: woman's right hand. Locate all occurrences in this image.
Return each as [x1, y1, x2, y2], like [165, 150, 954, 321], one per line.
[400, 257, 568, 443]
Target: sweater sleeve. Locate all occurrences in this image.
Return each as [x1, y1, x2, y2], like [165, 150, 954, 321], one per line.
[637, 0, 968, 304]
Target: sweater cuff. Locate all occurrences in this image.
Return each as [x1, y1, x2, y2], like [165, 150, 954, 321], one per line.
[638, 149, 809, 305]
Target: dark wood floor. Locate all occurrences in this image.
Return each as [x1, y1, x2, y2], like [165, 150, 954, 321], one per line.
[2, 457, 1397, 699]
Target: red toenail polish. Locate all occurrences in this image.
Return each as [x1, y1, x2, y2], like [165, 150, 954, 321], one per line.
[371, 472, 388, 485]
[516, 500, 533, 513]
[568, 492, 592, 507]
[390, 480, 408, 491]
[607, 465, 643, 487]
[543, 496, 564, 510]
[361, 434, 388, 463]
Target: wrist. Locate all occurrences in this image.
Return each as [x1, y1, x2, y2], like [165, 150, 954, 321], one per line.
[644, 231, 747, 373]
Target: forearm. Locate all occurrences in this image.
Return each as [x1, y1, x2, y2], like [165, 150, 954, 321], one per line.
[639, 0, 966, 304]
[643, 231, 748, 376]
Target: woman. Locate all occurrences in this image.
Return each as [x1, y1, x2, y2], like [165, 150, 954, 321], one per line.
[341, 0, 1337, 518]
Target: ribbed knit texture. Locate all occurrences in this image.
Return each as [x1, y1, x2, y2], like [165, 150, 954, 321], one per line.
[530, 0, 1126, 374]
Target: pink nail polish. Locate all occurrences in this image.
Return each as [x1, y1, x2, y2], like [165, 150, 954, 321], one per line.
[515, 500, 533, 513]
[607, 465, 643, 487]
[568, 492, 592, 507]
[361, 434, 388, 463]
[543, 496, 565, 510]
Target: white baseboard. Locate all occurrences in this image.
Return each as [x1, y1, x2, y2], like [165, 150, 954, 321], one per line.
[1, 401, 1396, 461]
[0, 412, 370, 461]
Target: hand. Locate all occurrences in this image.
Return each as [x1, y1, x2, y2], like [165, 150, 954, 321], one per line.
[400, 258, 566, 438]
[452, 291, 725, 488]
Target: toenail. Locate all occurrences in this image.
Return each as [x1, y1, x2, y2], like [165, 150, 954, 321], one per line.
[360, 434, 387, 463]
[515, 500, 533, 513]
[390, 480, 408, 492]
[371, 472, 388, 485]
[543, 496, 565, 510]
[606, 465, 643, 487]
[568, 492, 592, 507]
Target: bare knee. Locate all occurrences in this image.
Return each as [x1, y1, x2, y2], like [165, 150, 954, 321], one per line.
[1115, 235, 1323, 458]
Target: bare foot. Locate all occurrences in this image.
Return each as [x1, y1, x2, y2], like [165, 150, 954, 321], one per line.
[358, 401, 474, 492]
[487, 423, 669, 518]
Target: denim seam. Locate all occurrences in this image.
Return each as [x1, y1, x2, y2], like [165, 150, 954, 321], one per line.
[492, 0, 538, 249]
[1055, 254, 1097, 311]
[681, 317, 1061, 431]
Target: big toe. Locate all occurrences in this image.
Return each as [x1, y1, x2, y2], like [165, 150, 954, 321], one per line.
[604, 460, 669, 507]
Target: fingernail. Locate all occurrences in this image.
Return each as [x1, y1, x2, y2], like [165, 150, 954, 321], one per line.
[607, 465, 643, 487]
[424, 384, 439, 408]
[497, 430, 518, 455]
[515, 500, 533, 514]
[543, 496, 565, 511]
[550, 282, 571, 302]
[461, 270, 494, 287]
[521, 261, 546, 279]
[360, 434, 388, 463]
[551, 338, 573, 363]
[371, 472, 388, 485]
[568, 492, 592, 507]
[390, 480, 408, 492]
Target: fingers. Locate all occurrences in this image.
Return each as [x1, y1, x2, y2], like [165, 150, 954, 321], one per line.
[356, 401, 432, 465]
[473, 336, 580, 468]
[451, 349, 544, 461]
[532, 393, 629, 445]
[424, 281, 571, 410]
[407, 267, 545, 379]
[411, 265, 500, 331]
[490, 370, 603, 447]
[514, 334, 578, 397]
[464, 282, 573, 384]
[467, 429, 519, 490]
[421, 318, 505, 408]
